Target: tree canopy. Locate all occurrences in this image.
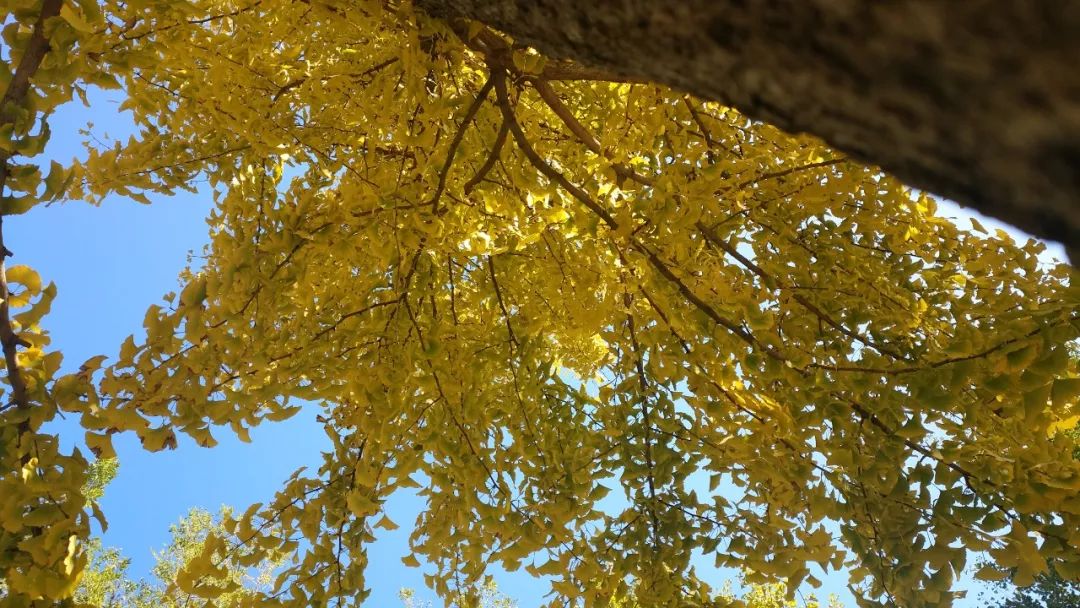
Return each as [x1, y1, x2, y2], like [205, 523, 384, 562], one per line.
[1, 1, 1078, 607]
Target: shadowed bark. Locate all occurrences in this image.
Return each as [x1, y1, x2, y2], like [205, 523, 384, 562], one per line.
[418, 0, 1080, 253]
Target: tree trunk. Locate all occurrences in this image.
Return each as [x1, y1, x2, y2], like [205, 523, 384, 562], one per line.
[417, 0, 1080, 253]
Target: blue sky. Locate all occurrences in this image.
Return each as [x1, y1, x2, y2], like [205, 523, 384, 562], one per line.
[19, 90, 1065, 607]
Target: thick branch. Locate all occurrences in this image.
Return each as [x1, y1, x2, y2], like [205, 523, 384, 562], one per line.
[417, 0, 1080, 252]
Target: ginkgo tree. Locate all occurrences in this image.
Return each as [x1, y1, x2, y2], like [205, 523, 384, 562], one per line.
[1, 1, 1079, 607]
[0, 0, 128, 603]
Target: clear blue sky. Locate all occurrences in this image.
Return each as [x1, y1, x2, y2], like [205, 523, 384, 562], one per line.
[19, 89, 1064, 607]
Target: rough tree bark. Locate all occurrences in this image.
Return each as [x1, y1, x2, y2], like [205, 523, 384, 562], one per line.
[417, 0, 1080, 253]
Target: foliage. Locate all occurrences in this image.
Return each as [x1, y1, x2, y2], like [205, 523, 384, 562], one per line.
[73, 506, 279, 608]
[978, 563, 1080, 608]
[975, 424, 1080, 608]
[0, 1, 1079, 607]
[73, 539, 159, 608]
[0, 0, 122, 603]
[398, 578, 843, 608]
[81, 457, 118, 502]
[400, 580, 516, 608]
[727, 580, 843, 608]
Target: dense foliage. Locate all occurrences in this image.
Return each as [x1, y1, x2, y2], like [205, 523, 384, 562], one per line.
[1, 1, 1078, 607]
[979, 565, 1080, 608]
[74, 506, 280, 608]
[71, 504, 841, 608]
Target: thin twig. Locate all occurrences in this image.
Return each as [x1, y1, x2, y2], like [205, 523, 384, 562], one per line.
[428, 76, 495, 212]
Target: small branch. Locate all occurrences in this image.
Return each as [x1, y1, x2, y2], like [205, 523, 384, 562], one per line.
[626, 306, 661, 545]
[494, 70, 775, 360]
[733, 157, 846, 192]
[706, 159, 846, 230]
[696, 221, 911, 362]
[463, 118, 509, 194]
[684, 102, 716, 161]
[486, 255, 518, 347]
[428, 75, 495, 212]
[494, 70, 617, 227]
[532, 79, 602, 154]
[530, 77, 653, 187]
[810, 317, 1068, 376]
[272, 57, 400, 103]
